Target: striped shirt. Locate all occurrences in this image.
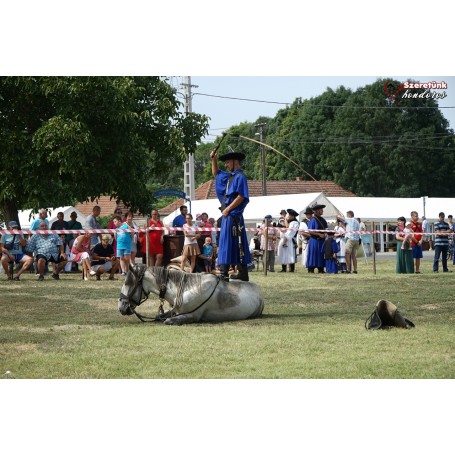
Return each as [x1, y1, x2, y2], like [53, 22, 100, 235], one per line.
[433, 220, 450, 246]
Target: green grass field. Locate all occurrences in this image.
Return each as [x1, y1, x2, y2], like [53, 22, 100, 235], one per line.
[1, 253, 454, 379]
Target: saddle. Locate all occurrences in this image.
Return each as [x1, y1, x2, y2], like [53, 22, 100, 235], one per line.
[365, 300, 415, 330]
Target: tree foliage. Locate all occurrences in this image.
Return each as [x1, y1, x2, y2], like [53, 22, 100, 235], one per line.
[0, 76, 209, 224]
[194, 78, 455, 197]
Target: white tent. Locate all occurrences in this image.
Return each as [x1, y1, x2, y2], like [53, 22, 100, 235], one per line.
[327, 196, 455, 252]
[19, 206, 87, 230]
[162, 193, 341, 228]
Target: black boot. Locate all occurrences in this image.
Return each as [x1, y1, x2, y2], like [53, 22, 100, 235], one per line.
[230, 263, 249, 281]
[318, 267, 325, 273]
[289, 263, 295, 273]
[219, 264, 230, 282]
[308, 267, 315, 273]
[278, 264, 287, 273]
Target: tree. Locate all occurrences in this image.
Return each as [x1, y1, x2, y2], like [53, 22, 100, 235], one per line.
[0, 77, 209, 225]
[326, 79, 455, 196]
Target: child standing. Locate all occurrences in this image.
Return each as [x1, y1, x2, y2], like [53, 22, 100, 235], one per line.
[113, 216, 132, 276]
[181, 214, 201, 273]
[321, 231, 339, 274]
[201, 236, 214, 272]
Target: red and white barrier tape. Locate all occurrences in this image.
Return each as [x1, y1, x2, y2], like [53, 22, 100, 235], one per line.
[0, 227, 445, 236]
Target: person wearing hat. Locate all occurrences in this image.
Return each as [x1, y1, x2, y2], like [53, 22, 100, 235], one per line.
[306, 202, 328, 273]
[210, 146, 252, 281]
[261, 215, 280, 272]
[1, 221, 34, 280]
[277, 209, 300, 272]
[299, 206, 313, 270]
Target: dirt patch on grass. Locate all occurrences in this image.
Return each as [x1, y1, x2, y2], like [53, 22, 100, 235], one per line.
[420, 304, 441, 310]
[2, 342, 38, 353]
[14, 324, 104, 333]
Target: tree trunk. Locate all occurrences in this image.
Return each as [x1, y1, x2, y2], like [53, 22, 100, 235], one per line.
[0, 199, 20, 229]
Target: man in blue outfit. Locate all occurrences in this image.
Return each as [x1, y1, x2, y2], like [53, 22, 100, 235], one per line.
[306, 202, 328, 273]
[172, 205, 188, 236]
[211, 147, 252, 282]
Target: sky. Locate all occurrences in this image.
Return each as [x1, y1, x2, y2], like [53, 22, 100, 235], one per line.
[171, 76, 455, 143]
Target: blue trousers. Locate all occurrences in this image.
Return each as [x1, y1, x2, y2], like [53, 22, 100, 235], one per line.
[433, 244, 448, 271]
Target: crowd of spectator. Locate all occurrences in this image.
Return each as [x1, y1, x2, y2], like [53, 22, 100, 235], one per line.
[2, 204, 455, 280]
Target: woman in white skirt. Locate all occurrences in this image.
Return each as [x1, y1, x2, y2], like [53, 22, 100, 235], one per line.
[299, 206, 314, 269]
[277, 209, 300, 272]
[334, 219, 347, 273]
[181, 214, 201, 273]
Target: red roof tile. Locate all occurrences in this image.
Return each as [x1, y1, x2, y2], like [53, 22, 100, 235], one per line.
[159, 179, 355, 215]
[75, 197, 129, 218]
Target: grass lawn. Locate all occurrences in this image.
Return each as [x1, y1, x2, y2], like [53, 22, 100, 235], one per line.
[1, 252, 454, 379]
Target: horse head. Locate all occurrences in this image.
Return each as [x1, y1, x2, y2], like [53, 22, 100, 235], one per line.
[118, 264, 149, 316]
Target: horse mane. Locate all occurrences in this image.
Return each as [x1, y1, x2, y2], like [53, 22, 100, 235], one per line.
[147, 266, 205, 310]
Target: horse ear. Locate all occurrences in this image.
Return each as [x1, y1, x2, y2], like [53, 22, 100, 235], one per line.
[129, 263, 135, 273]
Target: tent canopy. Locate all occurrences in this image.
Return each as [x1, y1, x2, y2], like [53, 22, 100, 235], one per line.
[18, 206, 87, 229]
[328, 197, 454, 223]
[162, 193, 340, 227]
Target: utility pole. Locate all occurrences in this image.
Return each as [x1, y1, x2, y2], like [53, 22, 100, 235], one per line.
[181, 77, 198, 201]
[255, 123, 267, 196]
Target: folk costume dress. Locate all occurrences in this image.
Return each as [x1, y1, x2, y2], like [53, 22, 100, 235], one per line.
[321, 237, 339, 274]
[306, 214, 328, 269]
[395, 226, 414, 274]
[334, 224, 347, 271]
[299, 218, 311, 267]
[214, 167, 252, 268]
[277, 220, 300, 265]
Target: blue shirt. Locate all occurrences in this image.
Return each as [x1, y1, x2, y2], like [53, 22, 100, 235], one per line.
[214, 168, 249, 215]
[341, 217, 360, 241]
[203, 244, 213, 258]
[1, 233, 25, 254]
[172, 214, 186, 228]
[30, 218, 49, 230]
[26, 233, 63, 261]
[116, 222, 132, 250]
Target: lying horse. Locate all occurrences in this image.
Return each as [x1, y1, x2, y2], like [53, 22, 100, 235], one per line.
[118, 264, 264, 325]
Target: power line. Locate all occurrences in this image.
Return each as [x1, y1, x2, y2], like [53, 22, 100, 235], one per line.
[193, 91, 454, 110]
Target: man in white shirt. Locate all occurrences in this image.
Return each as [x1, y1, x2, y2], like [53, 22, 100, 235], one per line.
[336, 211, 360, 274]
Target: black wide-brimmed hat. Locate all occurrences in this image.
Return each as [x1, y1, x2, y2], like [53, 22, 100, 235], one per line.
[366, 300, 415, 330]
[287, 208, 299, 218]
[311, 202, 326, 210]
[219, 151, 246, 162]
[303, 206, 313, 215]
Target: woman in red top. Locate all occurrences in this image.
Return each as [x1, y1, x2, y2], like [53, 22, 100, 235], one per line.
[140, 209, 164, 266]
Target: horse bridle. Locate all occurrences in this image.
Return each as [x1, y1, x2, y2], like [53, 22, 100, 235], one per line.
[121, 266, 222, 323]
[120, 266, 150, 307]
[120, 266, 170, 322]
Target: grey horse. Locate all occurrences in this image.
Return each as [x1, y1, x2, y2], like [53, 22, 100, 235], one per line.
[118, 264, 264, 325]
